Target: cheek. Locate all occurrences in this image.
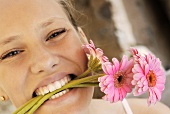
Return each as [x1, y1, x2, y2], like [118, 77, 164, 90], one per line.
[55, 33, 88, 71]
[0, 62, 28, 105]
[69, 46, 88, 71]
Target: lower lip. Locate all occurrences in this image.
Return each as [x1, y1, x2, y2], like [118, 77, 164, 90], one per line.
[42, 88, 78, 105]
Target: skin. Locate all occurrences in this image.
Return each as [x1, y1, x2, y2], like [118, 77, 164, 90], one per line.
[0, 0, 93, 113]
[0, 0, 170, 114]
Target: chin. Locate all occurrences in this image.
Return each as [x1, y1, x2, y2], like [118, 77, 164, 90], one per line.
[34, 87, 94, 114]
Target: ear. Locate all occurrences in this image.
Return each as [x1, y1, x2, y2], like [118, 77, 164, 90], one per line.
[0, 87, 9, 101]
[77, 27, 88, 44]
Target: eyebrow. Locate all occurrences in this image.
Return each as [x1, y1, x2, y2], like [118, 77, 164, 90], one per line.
[39, 19, 54, 29]
[0, 35, 19, 47]
[38, 17, 65, 29]
[0, 17, 65, 46]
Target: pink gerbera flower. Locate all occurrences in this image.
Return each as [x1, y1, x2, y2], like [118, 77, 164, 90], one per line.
[98, 55, 134, 103]
[131, 48, 165, 105]
[82, 39, 108, 63]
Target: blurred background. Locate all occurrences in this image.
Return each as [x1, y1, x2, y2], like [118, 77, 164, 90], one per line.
[1, 0, 170, 113]
[73, 0, 170, 108]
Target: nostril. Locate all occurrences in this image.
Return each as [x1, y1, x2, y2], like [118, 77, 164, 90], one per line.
[52, 64, 57, 68]
[39, 70, 44, 73]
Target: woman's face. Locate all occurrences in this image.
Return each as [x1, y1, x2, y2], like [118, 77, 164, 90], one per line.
[0, 0, 93, 113]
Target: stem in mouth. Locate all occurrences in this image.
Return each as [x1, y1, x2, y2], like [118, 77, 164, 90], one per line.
[13, 56, 103, 114]
[13, 74, 104, 114]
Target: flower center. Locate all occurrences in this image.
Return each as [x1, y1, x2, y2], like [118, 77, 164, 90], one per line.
[114, 71, 125, 88]
[146, 70, 156, 87]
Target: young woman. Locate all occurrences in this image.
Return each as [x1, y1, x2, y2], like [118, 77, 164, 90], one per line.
[0, 0, 169, 113]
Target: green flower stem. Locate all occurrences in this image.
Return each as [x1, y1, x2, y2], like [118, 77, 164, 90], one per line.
[27, 74, 104, 114]
[13, 96, 42, 114]
[75, 68, 91, 79]
[71, 82, 99, 88]
[93, 64, 102, 72]
[91, 58, 100, 68]
[76, 56, 102, 80]
[76, 58, 101, 79]
[88, 55, 93, 67]
[15, 74, 104, 114]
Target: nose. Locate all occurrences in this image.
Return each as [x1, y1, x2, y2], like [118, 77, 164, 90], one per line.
[30, 48, 59, 74]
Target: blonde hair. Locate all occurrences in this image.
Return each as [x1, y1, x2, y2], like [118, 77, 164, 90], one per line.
[58, 0, 78, 30]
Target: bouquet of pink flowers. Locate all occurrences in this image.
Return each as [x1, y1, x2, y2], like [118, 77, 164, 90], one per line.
[13, 40, 165, 114]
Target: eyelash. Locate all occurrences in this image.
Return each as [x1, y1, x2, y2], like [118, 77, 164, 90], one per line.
[0, 50, 24, 60]
[46, 28, 66, 41]
[0, 28, 66, 60]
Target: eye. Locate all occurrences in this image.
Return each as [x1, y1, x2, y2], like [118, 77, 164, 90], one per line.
[0, 50, 24, 60]
[46, 28, 66, 41]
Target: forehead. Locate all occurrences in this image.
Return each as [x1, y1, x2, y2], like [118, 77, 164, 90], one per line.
[0, 0, 68, 31]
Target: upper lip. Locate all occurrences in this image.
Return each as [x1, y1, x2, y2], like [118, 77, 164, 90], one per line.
[32, 72, 76, 96]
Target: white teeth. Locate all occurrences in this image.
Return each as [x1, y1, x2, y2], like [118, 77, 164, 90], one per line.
[35, 90, 40, 95]
[51, 95, 56, 99]
[50, 89, 69, 100]
[43, 86, 49, 95]
[58, 92, 63, 97]
[55, 93, 60, 98]
[35, 75, 71, 96]
[62, 90, 66, 94]
[64, 76, 68, 83]
[47, 84, 55, 92]
[54, 81, 62, 89]
[67, 76, 71, 82]
[39, 87, 45, 95]
[60, 79, 65, 86]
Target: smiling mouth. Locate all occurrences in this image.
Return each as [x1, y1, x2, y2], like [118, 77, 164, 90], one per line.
[32, 74, 76, 99]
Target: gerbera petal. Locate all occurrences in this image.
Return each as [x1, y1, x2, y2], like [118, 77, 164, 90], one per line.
[125, 77, 133, 84]
[120, 55, 128, 71]
[113, 89, 120, 102]
[123, 86, 132, 93]
[133, 87, 140, 96]
[156, 78, 166, 84]
[145, 64, 149, 75]
[138, 87, 143, 93]
[131, 80, 137, 85]
[132, 67, 138, 74]
[148, 88, 157, 105]
[133, 64, 143, 73]
[112, 58, 120, 71]
[83, 40, 109, 64]
[134, 86, 146, 96]
[118, 89, 123, 101]
[151, 59, 160, 71]
[96, 48, 104, 57]
[89, 39, 95, 47]
[126, 73, 134, 78]
[119, 88, 126, 101]
[154, 87, 162, 100]
[137, 81, 143, 87]
[98, 75, 108, 83]
[121, 88, 127, 99]
[143, 85, 148, 91]
[124, 59, 134, 74]
[101, 87, 107, 92]
[133, 73, 145, 80]
[102, 62, 113, 74]
[102, 95, 108, 101]
[105, 76, 114, 83]
[155, 83, 164, 91]
[130, 47, 166, 105]
[143, 80, 148, 86]
[156, 69, 164, 76]
[112, 65, 117, 74]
